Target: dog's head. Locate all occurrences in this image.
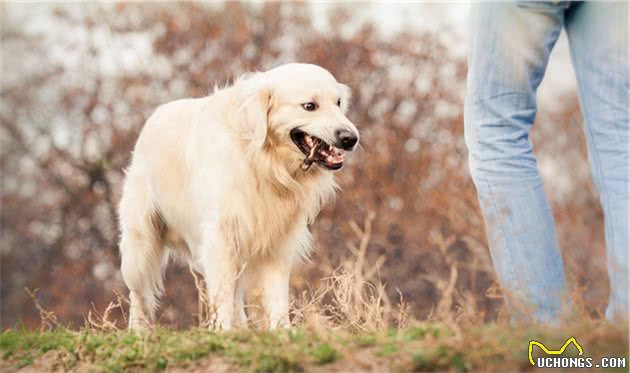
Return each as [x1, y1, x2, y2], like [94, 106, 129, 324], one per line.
[236, 63, 359, 172]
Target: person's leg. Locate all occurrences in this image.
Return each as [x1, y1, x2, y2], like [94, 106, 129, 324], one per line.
[465, 2, 571, 323]
[564, 2, 629, 322]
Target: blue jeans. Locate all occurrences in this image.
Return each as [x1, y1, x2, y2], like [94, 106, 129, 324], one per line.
[465, 2, 628, 323]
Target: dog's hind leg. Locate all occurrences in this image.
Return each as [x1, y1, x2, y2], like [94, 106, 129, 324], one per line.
[119, 172, 167, 330]
[120, 230, 165, 330]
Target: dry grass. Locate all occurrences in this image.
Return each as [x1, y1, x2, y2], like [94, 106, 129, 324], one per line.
[291, 212, 409, 332]
[85, 291, 128, 332]
[24, 288, 61, 332]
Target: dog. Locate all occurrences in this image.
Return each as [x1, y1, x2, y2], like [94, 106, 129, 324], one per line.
[118, 63, 359, 330]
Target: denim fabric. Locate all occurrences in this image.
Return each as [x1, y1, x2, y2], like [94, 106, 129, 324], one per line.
[465, 2, 628, 323]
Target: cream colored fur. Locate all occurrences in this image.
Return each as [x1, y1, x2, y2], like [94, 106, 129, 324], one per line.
[118, 63, 358, 330]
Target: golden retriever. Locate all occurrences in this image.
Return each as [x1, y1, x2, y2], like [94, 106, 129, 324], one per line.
[118, 63, 359, 330]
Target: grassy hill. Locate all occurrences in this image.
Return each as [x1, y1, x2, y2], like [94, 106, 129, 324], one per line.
[1, 322, 627, 372]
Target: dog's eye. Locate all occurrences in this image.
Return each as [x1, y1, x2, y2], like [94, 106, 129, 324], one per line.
[336, 98, 341, 107]
[302, 102, 318, 112]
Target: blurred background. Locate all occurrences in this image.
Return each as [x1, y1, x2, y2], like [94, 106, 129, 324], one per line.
[0, 2, 606, 329]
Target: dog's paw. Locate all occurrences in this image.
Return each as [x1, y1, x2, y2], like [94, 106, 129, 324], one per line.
[128, 317, 153, 332]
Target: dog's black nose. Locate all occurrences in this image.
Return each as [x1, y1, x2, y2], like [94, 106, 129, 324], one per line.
[335, 129, 358, 150]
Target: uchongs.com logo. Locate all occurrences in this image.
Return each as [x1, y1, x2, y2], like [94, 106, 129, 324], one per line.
[528, 337, 627, 369]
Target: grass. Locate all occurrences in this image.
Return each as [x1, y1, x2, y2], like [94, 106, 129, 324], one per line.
[1, 322, 627, 372]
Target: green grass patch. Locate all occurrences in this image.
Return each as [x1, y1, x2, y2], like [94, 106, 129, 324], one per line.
[311, 342, 337, 364]
[377, 342, 398, 356]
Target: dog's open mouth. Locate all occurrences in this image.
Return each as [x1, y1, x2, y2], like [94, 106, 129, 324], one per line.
[290, 129, 345, 171]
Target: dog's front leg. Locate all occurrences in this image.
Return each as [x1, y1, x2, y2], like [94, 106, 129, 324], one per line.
[198, 233, 236, 331]
[259, 257, 292, 329]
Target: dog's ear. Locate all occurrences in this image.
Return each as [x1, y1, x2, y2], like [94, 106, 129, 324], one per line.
[338, 83, 352, 113]
[237, 75, 273, 150]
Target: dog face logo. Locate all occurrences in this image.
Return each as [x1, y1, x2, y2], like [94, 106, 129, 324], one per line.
[528, 337, 583, 366]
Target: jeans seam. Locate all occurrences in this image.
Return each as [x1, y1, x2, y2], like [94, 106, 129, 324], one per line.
[567, 34, 618, 308]
[582, 115, 616, 296]
[476, 162, 529, 313]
